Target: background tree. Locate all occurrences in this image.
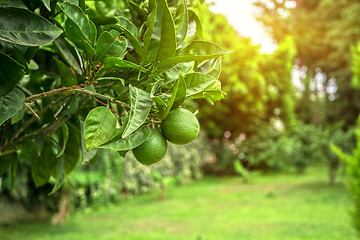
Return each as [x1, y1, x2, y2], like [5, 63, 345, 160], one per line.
[194, 5, 297, 140]
[255, 0, 360, 126]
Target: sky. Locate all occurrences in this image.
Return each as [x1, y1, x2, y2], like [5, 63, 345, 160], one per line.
[206, 0, 277, 53]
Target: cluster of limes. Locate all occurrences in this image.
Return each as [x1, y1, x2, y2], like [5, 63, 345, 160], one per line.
[132, 108, 200, 165]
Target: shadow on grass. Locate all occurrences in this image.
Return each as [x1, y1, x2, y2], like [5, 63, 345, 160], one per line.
[292, 181, 346, 192]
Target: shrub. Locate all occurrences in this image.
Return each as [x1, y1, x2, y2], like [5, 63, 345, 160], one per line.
[205, 122, 354, 178]
[331, 116, 360, 235]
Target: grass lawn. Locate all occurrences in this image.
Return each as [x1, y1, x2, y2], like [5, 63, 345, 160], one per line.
[0, 165, 358, 240]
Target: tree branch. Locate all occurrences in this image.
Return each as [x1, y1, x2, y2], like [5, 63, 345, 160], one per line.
[9, 97, 65, 145]
[71, 88, 130, 108]
[1, 84, 130, 157]
[25, 83, 129, 108]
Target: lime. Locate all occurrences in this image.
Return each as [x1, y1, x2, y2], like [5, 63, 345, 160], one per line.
[132, 129, 167, 165]
[161, 108, 200, 145]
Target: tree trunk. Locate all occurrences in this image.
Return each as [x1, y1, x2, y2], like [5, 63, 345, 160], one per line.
[51, 191, 70, 225]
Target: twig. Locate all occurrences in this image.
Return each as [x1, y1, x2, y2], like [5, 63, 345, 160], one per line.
[0, 115, 72, 157]
[25, 102, 40, 119]
[93, 98, 117, 113]
[0, 147, 17, 157]
[1, 84, 130, 156]
[25, 83, 95, 103]
[25, 83, 130, 108]
[9, 98, 65, 145]
[43, 115, 72, 138]
[72, 88, 130, 108]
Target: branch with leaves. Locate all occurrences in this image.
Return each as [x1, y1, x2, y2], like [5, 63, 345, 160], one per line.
[0, 0, 228, 192]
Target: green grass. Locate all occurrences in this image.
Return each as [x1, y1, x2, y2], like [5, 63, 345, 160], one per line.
[0, 165, 358, 240]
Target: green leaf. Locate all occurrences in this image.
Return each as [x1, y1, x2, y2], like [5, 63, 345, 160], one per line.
[12, 46, 28, 74]
[153, 0, 177, 61]
[153, 95, 166, 110]
[122, 85, 152, 138]
[188, 9, 203, 39]
[64, 18, 96, 55]
[80, 119, 97, 164]
[79, 0, 86, 11]
[0, 52, 26, 96]
[42, 141, 56, 176]
[24, 46, 39, 62]
[90, 16, 117, 26]
[118, 151, 128, 158]
[63, 96, 79, 115]
[143, 40, 160, 64]
[56, 123, 69, 158]
[89, 20, 97, 44]
[53, 38, 82, 75]
[115, 16, 142, 56]
[128, 0, 147, 22]
[207, 58, 222, 79]
[41, 0, 51, 11]
[11, 108, 24, 124]
[150, 79, 164, 98]
[10, 157, 18, 190]
[0, 88, 25, 126]
[115, 17, 138, 39]
[111, 113, 129, 138]
[152, 62, 193, 87]
[96, 77, 125, 86]
[28, 59, 39, 70]
[35, 134, 45, 156]
[0, 7, 62, 46]
[180, 41, 226, 58]
[185, 73, 225, 101]
[58, 1, 95, 55]
[49, 157, 65, 195]
[19, 140, 50, 187]
[83, 106, 117, 151]
[0, 0, 27, 9]
[58, 2, 90, 39]
[103, 57, 144, 71]
[172, 73, 187, 108]
[159, 78, 179, 120]
[63, 125, 81, 174]
[155, 41, 231, 70]
[100, 126, 151, 151]
[55, 58, 77, 87]
[0, 153, 16, 177]
[174, 0, 188, 46]
[96, 30, 127, 62]
[143, 0, 157, 62]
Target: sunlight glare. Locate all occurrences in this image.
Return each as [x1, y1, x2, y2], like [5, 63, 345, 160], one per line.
[207, 0, 277, 53]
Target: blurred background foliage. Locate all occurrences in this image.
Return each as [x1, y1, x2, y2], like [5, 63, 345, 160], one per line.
[255, 0, 360, 126]
[1, 0, 360, 233]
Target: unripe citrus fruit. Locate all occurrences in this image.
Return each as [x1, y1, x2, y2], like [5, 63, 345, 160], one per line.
[161, 108, 200, 145]
[132, 129, 167, 165]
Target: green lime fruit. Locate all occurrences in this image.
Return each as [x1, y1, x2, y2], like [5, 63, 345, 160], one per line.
[132, 129, 167, 165]
[161, 108, 200, 145]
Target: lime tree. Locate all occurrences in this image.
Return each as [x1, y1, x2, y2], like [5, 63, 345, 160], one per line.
[0, 0, 227, 190]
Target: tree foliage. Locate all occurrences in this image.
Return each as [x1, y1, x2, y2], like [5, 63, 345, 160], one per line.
[331, 116, 360, 235]
[193, 6, 297, 139]
[351, 41, 360, 89]
[0, 0, 227, 192]
[255, 0, 360, 125]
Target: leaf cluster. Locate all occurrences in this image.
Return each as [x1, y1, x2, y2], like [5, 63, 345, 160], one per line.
[0, 0, 227, 192]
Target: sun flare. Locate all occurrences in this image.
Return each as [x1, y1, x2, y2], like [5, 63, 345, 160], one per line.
[207, 0, 277, 53]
